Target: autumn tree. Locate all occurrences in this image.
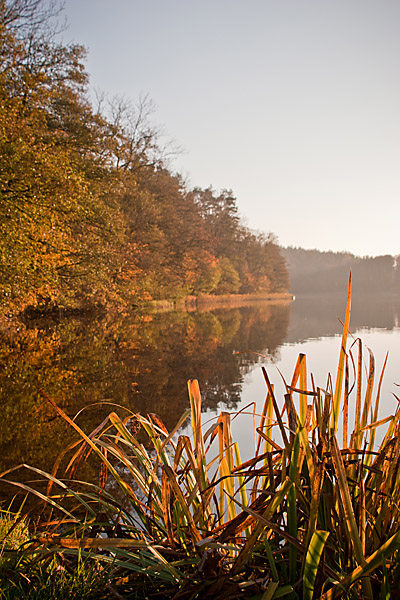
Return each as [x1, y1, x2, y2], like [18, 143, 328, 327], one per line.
[0, 0, 290, 317]
[0, 0, 126, 311]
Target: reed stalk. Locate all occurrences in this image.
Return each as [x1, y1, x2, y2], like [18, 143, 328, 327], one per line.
[2, 274, 400, 598]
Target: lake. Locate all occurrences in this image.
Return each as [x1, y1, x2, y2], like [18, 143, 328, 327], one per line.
[1, 292, 400, 480]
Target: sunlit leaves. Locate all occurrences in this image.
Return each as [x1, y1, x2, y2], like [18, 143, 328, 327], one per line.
[0, 0, 289, 317]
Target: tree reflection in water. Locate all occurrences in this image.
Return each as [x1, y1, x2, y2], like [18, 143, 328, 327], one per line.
[0, 301, 290, 476]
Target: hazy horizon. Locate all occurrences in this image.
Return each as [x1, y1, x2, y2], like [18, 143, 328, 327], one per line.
[282, 245, 398, 259]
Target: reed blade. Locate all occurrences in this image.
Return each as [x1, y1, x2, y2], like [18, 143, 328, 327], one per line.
[303, 530, 329, 600]
[331, 272, 351, 433]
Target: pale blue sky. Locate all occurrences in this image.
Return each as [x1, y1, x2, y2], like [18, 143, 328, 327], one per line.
[62, 0, 400, 257]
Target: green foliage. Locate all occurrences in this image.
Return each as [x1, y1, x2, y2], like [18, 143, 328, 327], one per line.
[0, 510, 110, 599]
[0, 511, 30, 556]
[215, 257, 240, 294]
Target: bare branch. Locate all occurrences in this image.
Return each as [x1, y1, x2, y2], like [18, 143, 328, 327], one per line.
[1, 0, 66, 38]
[99, 92, 182, 171]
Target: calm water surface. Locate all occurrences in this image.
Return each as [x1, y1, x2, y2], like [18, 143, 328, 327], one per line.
[195, 293, 400, 459]
[1, 292, 400, 478]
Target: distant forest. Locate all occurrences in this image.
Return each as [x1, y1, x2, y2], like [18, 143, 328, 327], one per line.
[283, 247, 400, 294]
[0, 0, 289, 318]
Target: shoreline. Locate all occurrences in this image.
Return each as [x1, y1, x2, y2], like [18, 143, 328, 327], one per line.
[0, 292, 294, 327]
[147, 291, 294, 312]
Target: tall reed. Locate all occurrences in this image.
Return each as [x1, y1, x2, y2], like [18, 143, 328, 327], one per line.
[2, 274, 400, 599]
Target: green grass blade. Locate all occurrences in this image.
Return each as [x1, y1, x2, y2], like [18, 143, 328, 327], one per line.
[288, 432, 300, 584]
[330, 435, 373, 599]
[303, 530, 329, 600]
[319, 527, 400, 599]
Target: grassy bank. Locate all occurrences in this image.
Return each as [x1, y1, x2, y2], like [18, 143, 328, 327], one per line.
[1, 276, 400, 599]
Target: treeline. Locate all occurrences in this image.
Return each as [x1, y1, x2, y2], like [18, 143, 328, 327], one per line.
[0, 0, 289, 318]
[283, 246, 400, 294]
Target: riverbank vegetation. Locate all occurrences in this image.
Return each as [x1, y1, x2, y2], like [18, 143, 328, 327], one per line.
[2, 277, 400, 598]
[0, 0, 289, 320]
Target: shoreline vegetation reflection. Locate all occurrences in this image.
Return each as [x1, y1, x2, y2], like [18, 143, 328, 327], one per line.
[1, 292, 400, 480]
[0, 299, 291, 476]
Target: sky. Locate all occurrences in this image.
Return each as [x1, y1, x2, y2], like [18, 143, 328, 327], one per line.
[60, 0, 400, 257]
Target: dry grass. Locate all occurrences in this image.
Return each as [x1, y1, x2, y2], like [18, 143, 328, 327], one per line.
[2, 274, 400, 599]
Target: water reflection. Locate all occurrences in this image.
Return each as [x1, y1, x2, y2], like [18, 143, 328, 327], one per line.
[0, 301, 290, 474]
[287, 293, 400, 342]
[1, 292, 399, 478]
